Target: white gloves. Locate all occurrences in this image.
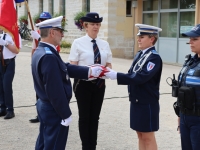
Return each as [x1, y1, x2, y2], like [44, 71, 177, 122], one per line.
[0, 38, 7, 46]
[100, 76, 109, 79]
[90, 66, 103, 77]
[104, 67, 117, 80]
[61, 116, 72, 127]
[30, 30, 40, 40]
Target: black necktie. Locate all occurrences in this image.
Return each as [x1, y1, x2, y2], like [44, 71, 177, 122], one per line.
[91, 39, 104, 88]
[91, 39, 101, 64]
[137, 51, 143, 59]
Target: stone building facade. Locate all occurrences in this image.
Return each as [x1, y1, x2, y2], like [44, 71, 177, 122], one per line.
[17, 0, 135, 59]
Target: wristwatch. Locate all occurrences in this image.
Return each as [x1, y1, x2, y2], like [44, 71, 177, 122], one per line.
[5, 42, 9, 47]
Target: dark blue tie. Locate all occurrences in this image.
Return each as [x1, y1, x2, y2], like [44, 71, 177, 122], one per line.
[129, 51, 143, 73]
[91, 39, 104, 88]
[91, 39, 101, 64]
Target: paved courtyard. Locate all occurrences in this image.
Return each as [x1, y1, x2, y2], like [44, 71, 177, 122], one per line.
[0, 45, 182, 150]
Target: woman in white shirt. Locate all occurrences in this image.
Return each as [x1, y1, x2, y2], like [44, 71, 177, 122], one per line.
[0, 30, 21, 119]
[68, 12, 112, 150]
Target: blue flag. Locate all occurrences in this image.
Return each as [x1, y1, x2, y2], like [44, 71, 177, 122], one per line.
[15, 0, 25, 3]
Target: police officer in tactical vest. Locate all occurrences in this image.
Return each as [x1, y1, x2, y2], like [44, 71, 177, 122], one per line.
[174, 24, 200, 150]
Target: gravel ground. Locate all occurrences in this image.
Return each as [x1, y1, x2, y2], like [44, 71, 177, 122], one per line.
[0, 46, 182, 150]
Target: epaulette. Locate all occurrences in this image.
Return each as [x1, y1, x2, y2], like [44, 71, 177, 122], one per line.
[44, 47, 53, 54]
[184, 54, 191, 62]
[151, 50, 159, 55]
[184, 54, 192, 66]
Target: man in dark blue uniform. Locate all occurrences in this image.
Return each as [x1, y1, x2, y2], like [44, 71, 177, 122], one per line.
[105, 24, 163, 150]
[32, 16, 103, 150]
[29, 11, 52, 123]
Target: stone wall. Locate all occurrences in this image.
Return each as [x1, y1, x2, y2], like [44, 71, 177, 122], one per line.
[43, 0, 50, 14]
[107, 0, 134, 59]
[64, 0, 86, 43]
[54, 0, 60, 14]
[16, 0, 135, 59]
[90, 0, 109, 41]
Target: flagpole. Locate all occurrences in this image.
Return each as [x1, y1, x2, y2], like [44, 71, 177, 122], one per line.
[24, 0, 38, 47]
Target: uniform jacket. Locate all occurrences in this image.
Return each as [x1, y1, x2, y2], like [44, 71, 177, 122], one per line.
[32, 42, 89, 119]
[178, 54, 200, 105]
[117, 46, 163, 104]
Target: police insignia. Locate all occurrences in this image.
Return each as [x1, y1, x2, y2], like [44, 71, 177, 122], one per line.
[147, 62, 155, 71]
[66, 74, 69, 80]
[66, 69, 69, 80]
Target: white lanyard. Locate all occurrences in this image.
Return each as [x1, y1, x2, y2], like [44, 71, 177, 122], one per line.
[133, 51, 152, 73]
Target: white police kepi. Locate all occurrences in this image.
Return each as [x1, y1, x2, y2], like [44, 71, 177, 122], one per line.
[36, 16, 63, 29]
[135, 24, 162, 35]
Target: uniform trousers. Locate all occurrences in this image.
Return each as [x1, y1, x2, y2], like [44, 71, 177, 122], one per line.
[180, 113, 200, 150]
[0, 58, 15, 112]
[74, 79, 105, 150]
[35, 99, 69, 150]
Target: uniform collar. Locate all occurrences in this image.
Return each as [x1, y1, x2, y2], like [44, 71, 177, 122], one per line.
[85, 34, 98, 41]
[141, 46, 155, 56]
[40, 41, 57, 51]
[193, 54, 200, 62]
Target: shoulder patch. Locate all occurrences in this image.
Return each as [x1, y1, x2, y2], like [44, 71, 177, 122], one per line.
[44, 47, 53, 54]
[147, 62, 155, 71]
[151, 50, 159, 55]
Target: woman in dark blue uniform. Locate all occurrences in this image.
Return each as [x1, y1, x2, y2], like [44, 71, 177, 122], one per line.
[105, 24, 162, 150]
[175, 24, 200, 150]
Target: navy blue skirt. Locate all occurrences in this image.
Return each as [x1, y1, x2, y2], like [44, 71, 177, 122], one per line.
[130, 102, 160, 132]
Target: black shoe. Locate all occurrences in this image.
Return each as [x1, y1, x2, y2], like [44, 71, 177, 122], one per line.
[4, 112, 15, 119]
[29, 116, 39, 123]
[0, 110, 7, 117]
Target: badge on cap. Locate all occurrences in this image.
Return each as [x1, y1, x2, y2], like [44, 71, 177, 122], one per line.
[192, 26, 199, 31]
[95, 16, 97, 18]
[147, 62, 155, 71]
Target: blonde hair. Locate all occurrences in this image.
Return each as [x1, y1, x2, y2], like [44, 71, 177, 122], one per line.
[82, 22, 101, 29]
[82, 22, 89, 29]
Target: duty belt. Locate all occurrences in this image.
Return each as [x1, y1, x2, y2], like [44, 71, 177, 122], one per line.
[81, 79, 98, 84]
[2, 56, 15, 65]
[180, 107, 200, 116]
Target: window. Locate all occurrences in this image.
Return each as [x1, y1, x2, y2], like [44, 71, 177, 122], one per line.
[161, 0, 178, 9]
[160, 12, 177, 37]
[180, 0, 195, 9]
[143, 0, 158, 11]
[143, 0, 195, 38]
[126, 0, 132, 16]
[83, 0, 90, 12]
[60, 0, 65, 15]
[179, 12, 195, 37]
[143, 13, 158, 27]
